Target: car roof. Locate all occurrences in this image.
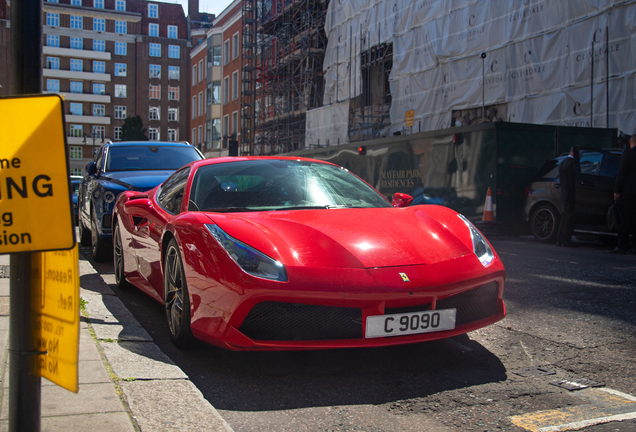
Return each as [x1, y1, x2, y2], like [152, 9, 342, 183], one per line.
[104, 141, 195, 147]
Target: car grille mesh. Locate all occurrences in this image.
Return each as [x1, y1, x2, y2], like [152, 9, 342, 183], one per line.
[239, 302, 363, 341]
[102, 214, 112, 229]
[238, 282, 499, 342]
[436, 282, 499, 326]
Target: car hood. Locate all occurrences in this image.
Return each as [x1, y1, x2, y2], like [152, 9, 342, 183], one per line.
[204, 206, 473, 268]
[100, 170, 175, 191]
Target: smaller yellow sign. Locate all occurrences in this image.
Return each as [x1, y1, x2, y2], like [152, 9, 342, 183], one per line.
[405, 110, 415, 128]
[32, 245, 80, 393]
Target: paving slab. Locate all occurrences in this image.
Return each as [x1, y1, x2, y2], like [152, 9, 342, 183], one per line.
[0, 412, 136, 432]
[121, 379, 233, 432]
[100, 341, 187, 380]
[81, 291, 152, 342]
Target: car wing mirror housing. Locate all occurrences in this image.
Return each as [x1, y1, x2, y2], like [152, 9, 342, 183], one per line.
[123, 198, 155, 218]
[392, 193, 413, 207]
[86, 161, 97, 175]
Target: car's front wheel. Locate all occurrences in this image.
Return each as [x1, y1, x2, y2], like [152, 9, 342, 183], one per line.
[530, 204, 560, 243]
[91, 211, 111, 262]
[164, 239, 195, 348]
[78, 213, 92, 247]
[113, 221, 132, 290]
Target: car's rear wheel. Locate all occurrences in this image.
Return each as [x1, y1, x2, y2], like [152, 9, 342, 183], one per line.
[164, 239, 194, 348]
[530, 204, 560, 243]
[113, 221, 132, 290]
[91, 211, 111, 262]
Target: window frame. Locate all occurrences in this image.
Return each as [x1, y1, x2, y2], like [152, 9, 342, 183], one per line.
[149, 23, 159, 37]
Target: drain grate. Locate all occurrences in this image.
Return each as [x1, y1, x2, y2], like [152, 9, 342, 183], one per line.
[550, 378, 605, 391]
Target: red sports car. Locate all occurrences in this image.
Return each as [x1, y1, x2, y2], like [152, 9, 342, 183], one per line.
[113, 157, 505, 349]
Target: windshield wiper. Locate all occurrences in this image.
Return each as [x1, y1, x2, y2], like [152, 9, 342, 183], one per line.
[202, 207, 255, 213]
[275, 205, 355, 211]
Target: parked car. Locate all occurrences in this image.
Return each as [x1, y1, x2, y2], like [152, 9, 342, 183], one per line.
[70, 175, 83, 224]
[78, 141, 204, 261]
[113, 156, 506, 349]
[524, 147, 622, 243]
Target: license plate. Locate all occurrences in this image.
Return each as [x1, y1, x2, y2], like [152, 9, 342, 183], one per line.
[365, 308, 456, 338]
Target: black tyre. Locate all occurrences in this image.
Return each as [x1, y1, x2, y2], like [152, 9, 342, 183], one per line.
[91, 211, 111, 262]
[78, 215, 92, 247]
[164, 239, 195, 348]
[530, 204, 560, 243]
[113, 221, 132, 290]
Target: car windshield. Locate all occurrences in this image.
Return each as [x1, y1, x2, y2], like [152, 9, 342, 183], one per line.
[105, 146, 201, 172]
[188, 159, 392, 212]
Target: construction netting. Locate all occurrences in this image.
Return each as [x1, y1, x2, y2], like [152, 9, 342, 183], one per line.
[306, 0, 636, 147]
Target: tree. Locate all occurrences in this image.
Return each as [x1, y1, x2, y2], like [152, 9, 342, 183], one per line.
[121, 115, 148, 141]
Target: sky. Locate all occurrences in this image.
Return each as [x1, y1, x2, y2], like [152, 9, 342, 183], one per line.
[167, 0, 234, 18]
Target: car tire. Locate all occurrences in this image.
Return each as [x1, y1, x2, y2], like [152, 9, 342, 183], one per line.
[78, 215, 92, 247]
[113, 221, 132, 290]
[91, 210, 111, 262]
[530, 204, 560, 243]
[164, 239, 195, 348]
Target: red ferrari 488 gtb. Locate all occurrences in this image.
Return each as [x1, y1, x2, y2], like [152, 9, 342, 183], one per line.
[113, 157, 505, 349]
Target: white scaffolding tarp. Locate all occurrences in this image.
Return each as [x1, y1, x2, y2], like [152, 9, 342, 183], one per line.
[306, 0, 636, 147]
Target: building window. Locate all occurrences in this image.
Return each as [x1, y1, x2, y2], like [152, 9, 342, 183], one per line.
[232, 71, 238, 100]
[71, 0, 80, 5]
[198, 125, 203, 146]
[47, 35, 59, 47]
[93, 40, 105, 52]
[198, 59, 204, 82]
[149, 64, 161, 78]
[212, 46, 222, 66]
[224, 40, 229, 65]
[223, 76, 229, 104]
[168, 66, 180, 80]
[192, 95, 197, 119]
[70, 146, 83, 160]
[167, 129, 178, 141]
[93, 61, 105, 74]
[46, 13, 59, 27]
[70, 103, 82, 116]
[198, 91, 204, 116]
[206, 121, 211, 146]
[94, 0, 104, 8]
[114, 63, 127, 77]
[168, 45, 180, 59]
[149, 84, 161, 99]
[115, 21, 127, 34]
[92, 126, 105, 140]
[232, 33, 239, 59]
[232, 111, 238, 135]
[223, 116, 229, 143]
[70, 16, 82, 29]
[191, 128, 197, 147]
[70, 59, 83, 72]
[168, 25, 177, 39]
[93, 104, 105, 117]
[149, 106, 160, 121]
[70, 37, 83, 50]
[148, 128, 159, 141]
[212, 81, 220, 104]
[70, 125, 83, 137]
[168, 108, 178, 121]
[212, 119, 220, 147]
[47, 0, 59, 3]
[168, 86, 179, 100]
[115, 84, 127, 98]
[149, 43, 161, 57]
[93, 83, 105, 95]
[149, 23, 159, 37]
[115, 0, 126, 11]
[115, 42, 127, 56]
[192, 64, 197, 85]
[148, 4, 158, 18]
[93, 18, 105, 32]
[47, 57, 59, 70]
[46, 79, 59, 92]
[206, 83, 212, 105]
[114, 126, 122, 140]
[114, 106, 127, 119]
[70, 82, 83, 93]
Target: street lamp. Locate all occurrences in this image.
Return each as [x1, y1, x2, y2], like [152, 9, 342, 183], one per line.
[82, 131, 105, 158]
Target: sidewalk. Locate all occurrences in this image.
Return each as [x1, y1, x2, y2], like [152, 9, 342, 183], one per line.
[0, 252, 234, 432]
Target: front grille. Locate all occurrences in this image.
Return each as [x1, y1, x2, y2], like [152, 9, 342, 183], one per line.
[102, 214, 112, 229]
[436, 282, 499, 326]
[386, 303, 431, 315]
[239, 302, 362, 341]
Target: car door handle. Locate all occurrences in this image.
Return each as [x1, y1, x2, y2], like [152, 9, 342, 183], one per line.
[580, 181, 595, 187]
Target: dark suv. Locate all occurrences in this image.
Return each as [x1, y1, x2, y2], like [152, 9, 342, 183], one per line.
[524, 147, 622, 243]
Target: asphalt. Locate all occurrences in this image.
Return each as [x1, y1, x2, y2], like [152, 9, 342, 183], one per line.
[0, 252, 234, 432]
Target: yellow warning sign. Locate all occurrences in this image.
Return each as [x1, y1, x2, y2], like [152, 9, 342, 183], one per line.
[32, 245, 80, 393]
[0, 94, 75, 254]
[405, 110, 414, 128]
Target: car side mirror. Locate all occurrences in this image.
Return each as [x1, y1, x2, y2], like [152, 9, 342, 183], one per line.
[392, 193, 413, 208]
[86, 161, 97, 176]
[123, 198, 154, 218]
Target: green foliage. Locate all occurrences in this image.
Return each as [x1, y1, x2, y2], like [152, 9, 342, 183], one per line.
[121, 115, 148, 141]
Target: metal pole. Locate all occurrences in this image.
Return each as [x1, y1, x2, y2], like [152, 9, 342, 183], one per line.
[481, 53, 486, 123]
[9, 1, 43, 430]
[606, 25, 609, 128]
[591, 41, 594, 128]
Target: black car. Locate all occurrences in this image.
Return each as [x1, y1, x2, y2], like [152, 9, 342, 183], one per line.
[524, 147, 622, 243]
[78, 141, 204, 261]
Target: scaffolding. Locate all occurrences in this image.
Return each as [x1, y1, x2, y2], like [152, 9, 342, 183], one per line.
[248, 0, 328, 155]
[240, 0, 257, 155]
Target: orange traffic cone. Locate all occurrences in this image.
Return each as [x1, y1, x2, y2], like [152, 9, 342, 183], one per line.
[482, 187, 494, 222]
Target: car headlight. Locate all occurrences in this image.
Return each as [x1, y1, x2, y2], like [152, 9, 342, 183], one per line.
[205, 224, 288, 281]
[457, 214, 495, 267]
